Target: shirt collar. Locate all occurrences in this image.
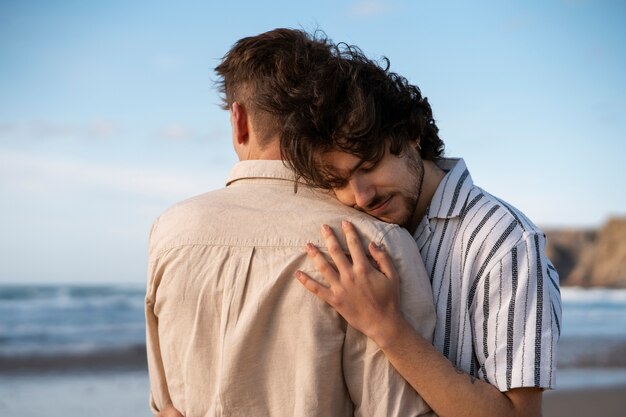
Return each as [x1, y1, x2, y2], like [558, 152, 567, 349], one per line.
[426, 158, 474, 220]
[226, 160, 298, 186]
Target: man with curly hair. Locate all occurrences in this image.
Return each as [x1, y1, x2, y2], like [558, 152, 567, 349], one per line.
[145, 28, 436, 417]
[288, 41, 562, 417]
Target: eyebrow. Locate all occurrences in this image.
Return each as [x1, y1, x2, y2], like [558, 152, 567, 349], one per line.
[343, 159, 368, 177]
[320, 155, 370, 187]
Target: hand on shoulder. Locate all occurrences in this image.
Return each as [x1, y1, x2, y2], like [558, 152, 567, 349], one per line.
[155, 403, 183, 417]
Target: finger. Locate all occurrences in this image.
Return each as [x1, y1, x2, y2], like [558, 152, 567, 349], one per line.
[305, 241, 341, 284]
[320, 224, 352, 273]
[295, 270, 334, 303]
[368, 242, 399, 281]
[341, 220, 370, 270]
[156, 404, 184, 417]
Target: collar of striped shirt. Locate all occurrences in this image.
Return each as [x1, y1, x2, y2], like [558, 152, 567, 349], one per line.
[426, 158, 473, 220]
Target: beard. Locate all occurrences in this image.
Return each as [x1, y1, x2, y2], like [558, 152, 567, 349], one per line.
[394, 148, 424, 229]
[361, 148, 424, 228]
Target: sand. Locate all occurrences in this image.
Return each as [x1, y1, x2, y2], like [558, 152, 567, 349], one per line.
[0, 370, 151, 417]
[1, 368, 625, 417]
[544, 386, 626, 417]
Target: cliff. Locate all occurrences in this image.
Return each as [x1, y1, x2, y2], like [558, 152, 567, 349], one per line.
[545, 217, 626, 288]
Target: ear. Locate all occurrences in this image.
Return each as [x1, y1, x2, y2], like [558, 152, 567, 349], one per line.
[410, 137, 422, 153]
[231, 102, 249, 145]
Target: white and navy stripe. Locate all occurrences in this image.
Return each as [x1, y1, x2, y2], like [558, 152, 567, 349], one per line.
[414, 158, 562, 391]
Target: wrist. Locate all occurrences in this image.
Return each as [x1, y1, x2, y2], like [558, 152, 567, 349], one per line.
[369, 312, 414, 350]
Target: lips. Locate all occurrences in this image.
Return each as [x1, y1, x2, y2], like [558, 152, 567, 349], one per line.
[366, 195, 392, 217]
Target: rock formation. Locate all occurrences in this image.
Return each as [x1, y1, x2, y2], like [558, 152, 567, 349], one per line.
[545, 217, 626, 287]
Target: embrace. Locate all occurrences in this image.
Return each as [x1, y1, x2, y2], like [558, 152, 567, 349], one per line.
[146, 28, 561, 417]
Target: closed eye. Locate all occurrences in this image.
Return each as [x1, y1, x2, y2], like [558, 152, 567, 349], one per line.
[358, 162, 376, 173]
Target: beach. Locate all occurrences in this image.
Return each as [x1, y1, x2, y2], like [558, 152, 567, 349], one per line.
[2, 351, 626, 417]
[544, 385, 626, 417]
[0, 369, 150, 417]
[1, 367, 625, 417]
[1, 285, 626, 416]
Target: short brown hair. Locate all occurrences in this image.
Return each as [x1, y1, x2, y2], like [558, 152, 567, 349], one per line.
[214, 28, 337, 145]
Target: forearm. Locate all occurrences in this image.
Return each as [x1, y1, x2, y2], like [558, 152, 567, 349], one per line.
[297, 222, 546, 416]
[376, 319, 542, 417]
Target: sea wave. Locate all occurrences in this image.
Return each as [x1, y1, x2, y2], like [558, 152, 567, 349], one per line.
[561, 287, 626, 303]
[0, 284, 145, 311]
[560, 287, 626, 338]
[0, 284, 146, 360]
[0, 344, 147, 373]
[1, 284, 626, 372]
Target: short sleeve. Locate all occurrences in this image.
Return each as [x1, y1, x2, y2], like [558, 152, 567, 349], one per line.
[471, 232, 562, 391]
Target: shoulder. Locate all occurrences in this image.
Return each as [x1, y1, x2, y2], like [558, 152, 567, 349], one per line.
[348, 215, 411, 245]
[155, 188, 228, 226]
[148, 189, 230, 255]
[148, 184, 411, 254]
[454, 186, 548, 271]
[275, 185, 414, 248]
[462, 186, 543, 238]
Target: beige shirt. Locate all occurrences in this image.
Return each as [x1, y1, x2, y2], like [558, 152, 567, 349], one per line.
[146, 160, 436, 417]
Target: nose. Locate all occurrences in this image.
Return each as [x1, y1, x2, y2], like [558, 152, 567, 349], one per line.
[345, 176, 375, 210]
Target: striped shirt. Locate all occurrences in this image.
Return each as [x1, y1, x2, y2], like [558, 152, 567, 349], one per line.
[413, 158, 562, 391]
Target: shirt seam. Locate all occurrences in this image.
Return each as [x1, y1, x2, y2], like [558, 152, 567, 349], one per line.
[482, 229, 543, 276]
[150, 240, 317, 260]
[149, 224, 399, 260]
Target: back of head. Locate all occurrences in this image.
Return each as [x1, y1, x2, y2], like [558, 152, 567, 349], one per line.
[214, 28, 338, 146]
[279, 44, 445, 189]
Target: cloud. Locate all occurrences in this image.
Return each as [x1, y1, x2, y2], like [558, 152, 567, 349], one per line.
[347, 0, 392, 17]
[0, 119, 122, 141]
[87, 120, 120, 138]
[0, 122, 18, 135]
[33, 119, 121, 139]
[0, 149, 222, 201]
[159, 125, 232, 143]
[160, 124, 195, 141]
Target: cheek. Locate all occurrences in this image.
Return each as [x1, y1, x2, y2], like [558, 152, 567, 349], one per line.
[331, 188, 354, 206]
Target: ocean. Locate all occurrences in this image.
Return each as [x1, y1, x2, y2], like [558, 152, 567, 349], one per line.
[0, 285, 626, 417]
[1, 284, 625, 385]
[0, 284, 146, 371]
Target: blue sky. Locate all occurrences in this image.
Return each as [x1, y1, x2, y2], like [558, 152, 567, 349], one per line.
[1, 0, 624, 284]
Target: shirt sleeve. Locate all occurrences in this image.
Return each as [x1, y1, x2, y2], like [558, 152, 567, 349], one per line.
[471, 231, 562, 391]
[342, 220, 436, 416]
[145, 218, 172, 414]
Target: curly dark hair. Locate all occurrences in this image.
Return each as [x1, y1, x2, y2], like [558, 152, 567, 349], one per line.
[214, 28, 444, 184]
[279, 43, 444, 189]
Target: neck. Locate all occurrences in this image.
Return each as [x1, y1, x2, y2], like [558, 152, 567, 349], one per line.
[253, 144, 282, 160]
[238, 135, 282, 161]
[407, 159, 446, 234]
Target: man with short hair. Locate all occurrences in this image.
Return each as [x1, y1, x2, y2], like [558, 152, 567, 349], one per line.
[145, 28, 436, 417]
[287, 45, 562, 417]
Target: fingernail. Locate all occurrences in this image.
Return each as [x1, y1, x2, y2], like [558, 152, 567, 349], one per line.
[321, 224, 331, 235]
[342, 220, 351, 229]
[305, 242, 315, 252]
[370, 241, 382, 250]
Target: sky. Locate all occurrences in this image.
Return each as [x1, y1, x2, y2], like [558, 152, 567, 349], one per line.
[1, 0, 624, 284]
